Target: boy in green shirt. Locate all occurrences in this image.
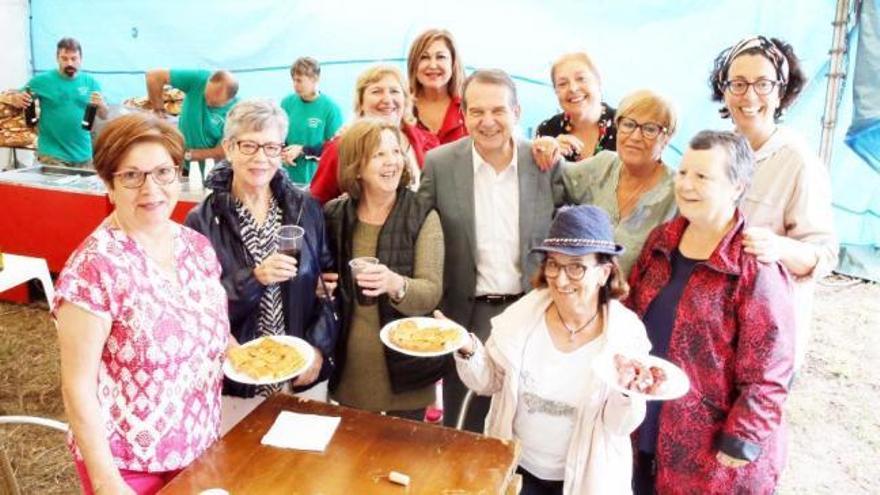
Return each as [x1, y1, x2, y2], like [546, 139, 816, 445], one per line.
[4, 37, 108, 166]
[280, 57, 343, 185]
[145, 68, 239, 163]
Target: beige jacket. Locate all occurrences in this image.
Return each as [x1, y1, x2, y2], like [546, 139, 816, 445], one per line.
[455, 289, 650, 495]
[743, 126, 838, 369]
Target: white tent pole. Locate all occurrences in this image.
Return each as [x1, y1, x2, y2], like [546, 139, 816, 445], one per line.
[819, 0, 857, 168]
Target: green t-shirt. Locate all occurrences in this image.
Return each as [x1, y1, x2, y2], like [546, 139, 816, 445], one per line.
[279, 92, 343, 184]
[27, 70, 101, 163]
[170, 69, 237, 150]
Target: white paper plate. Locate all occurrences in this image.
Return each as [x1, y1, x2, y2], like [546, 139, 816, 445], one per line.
[223, 335, 315, 385]
[379, 317, 468, 358]
[593, 352, 690, 401]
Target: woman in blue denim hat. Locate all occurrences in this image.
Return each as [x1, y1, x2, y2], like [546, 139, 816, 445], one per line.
[449, 204, 650, 495]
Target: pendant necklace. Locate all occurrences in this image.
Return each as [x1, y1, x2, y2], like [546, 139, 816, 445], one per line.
[554, 304, 599, 342]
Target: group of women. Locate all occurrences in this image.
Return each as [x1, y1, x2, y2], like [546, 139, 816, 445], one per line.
[52, 29, 836, 495]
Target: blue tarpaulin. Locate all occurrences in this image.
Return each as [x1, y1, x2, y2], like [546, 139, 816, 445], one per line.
[25, 0, 880, 280]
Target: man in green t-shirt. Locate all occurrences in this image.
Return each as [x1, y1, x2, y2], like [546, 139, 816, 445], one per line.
[3, 37, 108, 166]
[279, 57, 343, 185]
[145, 68, 239, 163]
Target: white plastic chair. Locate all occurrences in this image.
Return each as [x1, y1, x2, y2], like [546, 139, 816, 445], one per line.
[0, 416, 69, 495]
[0, 254, 55, 310]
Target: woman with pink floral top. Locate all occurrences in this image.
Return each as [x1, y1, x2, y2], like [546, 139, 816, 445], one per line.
[53, 113, 231, 495]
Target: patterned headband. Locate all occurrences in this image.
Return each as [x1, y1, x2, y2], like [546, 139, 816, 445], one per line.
[719, 35, 790, 86]
[542, 238, 618, 250]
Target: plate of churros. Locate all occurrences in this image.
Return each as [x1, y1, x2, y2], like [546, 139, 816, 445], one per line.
[379, 317, 468, 357]
[224, 336, 315, 385]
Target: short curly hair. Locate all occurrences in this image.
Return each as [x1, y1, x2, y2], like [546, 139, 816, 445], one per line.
[708, 37, 806, 120]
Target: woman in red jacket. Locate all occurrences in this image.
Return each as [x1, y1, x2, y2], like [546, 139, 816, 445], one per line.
[627, 130, 795, 495]
[407, 28, 468, 145]
[310, 65, 439, 204]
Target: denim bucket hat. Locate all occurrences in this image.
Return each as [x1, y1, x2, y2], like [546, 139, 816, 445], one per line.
[531, 205, 624, 256]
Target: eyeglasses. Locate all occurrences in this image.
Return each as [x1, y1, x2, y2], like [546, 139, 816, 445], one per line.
[617, 117, 667, 140]
[724, 79, 781, 96]
[544, 259, 600, 281]
[112, 166, 179, 189]
[236, 140, 284, 157]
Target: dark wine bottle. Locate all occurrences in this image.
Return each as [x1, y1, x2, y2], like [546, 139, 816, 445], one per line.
[24, 89, 38, 127]
[82, 103, 98, 130]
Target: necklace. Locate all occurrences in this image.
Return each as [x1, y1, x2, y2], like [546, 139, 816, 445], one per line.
[554, 304, 599, 342]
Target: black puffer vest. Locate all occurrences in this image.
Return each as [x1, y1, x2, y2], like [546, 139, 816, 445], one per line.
[324, 188, 447, 393]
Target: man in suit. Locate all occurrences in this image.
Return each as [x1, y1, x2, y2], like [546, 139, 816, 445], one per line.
[419, 69, 562, 431]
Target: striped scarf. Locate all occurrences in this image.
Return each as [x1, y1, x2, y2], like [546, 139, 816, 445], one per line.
[235, 196, 285, 396]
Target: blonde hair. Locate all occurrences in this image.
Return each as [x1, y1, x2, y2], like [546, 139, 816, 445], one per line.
[616, 89, 678, 136]
[353, 65, 416, 126]
[406, 28, 464, 99]
[550, 52, 602, 87]
[337, 118, 414, 200]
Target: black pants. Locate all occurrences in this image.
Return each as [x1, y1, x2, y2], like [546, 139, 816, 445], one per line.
[442, 299, 512, 431]
[517, 466, 564, 495]
[632, 451, 656, 495]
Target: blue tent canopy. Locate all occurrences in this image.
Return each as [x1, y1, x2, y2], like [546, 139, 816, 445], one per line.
[26, 0, 880, 280]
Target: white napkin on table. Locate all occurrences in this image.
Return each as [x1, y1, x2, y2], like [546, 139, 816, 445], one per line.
[260, 410, 341, 452]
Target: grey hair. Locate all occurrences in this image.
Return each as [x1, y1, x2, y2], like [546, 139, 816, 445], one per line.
[688, 130, 755, 203]
[223, 98, 289, 142]
[461, 69, 519, 111]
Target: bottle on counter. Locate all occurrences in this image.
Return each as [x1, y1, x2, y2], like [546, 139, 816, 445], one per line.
[24, 88, 39, 127]
[81, 103, 98, 130]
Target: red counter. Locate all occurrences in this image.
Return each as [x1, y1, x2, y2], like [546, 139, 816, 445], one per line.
[0, 181, 203, 303]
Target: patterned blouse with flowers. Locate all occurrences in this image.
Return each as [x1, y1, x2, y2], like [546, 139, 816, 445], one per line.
[536, 103, 617, 161]
[53, 222, 230, 472]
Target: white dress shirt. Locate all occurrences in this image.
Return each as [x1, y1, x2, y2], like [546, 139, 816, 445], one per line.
[472, 142, 522, 296]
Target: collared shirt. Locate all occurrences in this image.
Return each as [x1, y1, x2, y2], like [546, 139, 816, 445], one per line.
[561, 150, 677, 277]
[472, 141, 521, 296]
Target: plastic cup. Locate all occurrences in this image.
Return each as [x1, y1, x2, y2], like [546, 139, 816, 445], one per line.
[348, 256, 379, 306]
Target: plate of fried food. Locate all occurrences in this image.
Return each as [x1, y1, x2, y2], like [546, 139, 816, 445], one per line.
[224, 336, 315, 385]
[380, 317, 468, 357]
[593, 352, 690, 401]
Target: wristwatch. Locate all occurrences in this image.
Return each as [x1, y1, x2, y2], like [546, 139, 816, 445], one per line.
[391, 277, 408, 303]
[184, 150, 193, 162]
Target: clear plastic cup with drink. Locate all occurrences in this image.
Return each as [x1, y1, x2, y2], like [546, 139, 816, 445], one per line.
[348, 256, 380, 306]
[278, 225, 305, 266]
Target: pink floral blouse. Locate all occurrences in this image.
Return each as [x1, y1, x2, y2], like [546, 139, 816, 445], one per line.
[54, 222, 230, 472]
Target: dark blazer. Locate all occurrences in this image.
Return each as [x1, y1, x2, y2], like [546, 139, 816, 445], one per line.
[417, 137, 564, 326]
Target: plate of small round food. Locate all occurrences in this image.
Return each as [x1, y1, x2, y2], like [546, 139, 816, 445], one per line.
[380, 317, 468, 357]
[593, 352, 690, 401]
[224, 335, 315, 385]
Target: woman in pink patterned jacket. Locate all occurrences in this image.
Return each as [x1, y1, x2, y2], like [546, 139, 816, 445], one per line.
[627, 130, 795, 495]
[54, 114, 231, 495]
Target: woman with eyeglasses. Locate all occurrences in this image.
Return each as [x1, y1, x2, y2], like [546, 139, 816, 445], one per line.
[709, 36, 837, 370]
[532, 52, 617, 169]
[186, 99, 339, 432]
[452, 205, 650, 495]
[310, 65, 440, 204]
[54, 114, 231, 494]
[558, 89, 678, 277]
[627, 130, 795, 494]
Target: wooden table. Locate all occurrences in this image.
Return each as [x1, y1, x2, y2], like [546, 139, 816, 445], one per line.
[159, 394, 520, 495]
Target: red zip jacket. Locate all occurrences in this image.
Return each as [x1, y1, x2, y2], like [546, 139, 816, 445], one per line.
[626, 211, 795, 495]
[310, 123, 440, 204]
